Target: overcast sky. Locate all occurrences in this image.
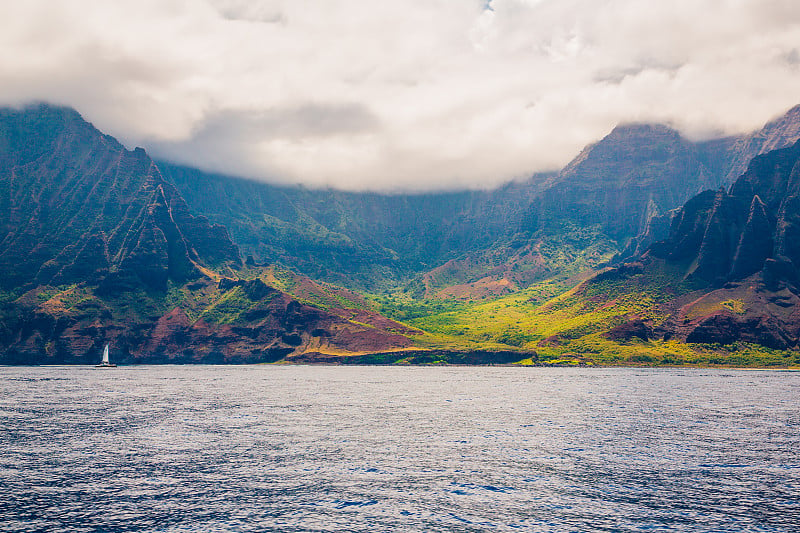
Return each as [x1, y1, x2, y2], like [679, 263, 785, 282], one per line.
[1, 0, 799, 191]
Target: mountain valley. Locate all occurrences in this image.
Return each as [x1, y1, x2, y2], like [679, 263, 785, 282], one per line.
[2, 103, 800, 366]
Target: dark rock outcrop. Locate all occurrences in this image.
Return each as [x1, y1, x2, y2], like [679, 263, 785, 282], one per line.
[684, 312, 792, 350]
[729, 195, 773, 279]
[651, 139, 800, 287]
[625, 138, 800, 349]
[604, 319, 651, 342]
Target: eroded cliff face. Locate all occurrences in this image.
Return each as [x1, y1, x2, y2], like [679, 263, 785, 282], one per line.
[719, 104, 800, 184]
[651, 139, 800, 287]
[0, 105, 420, 364]
[0, 104, 240, 293]
[528, 123, 717, 242]
[606, 139, 800, 349]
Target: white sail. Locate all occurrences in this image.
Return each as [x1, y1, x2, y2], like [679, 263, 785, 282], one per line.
[102, 344, 109, 364]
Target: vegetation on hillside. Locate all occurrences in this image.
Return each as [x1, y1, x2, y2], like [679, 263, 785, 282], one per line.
[376, 260, 800, 368]
[4, 104, 800, 367]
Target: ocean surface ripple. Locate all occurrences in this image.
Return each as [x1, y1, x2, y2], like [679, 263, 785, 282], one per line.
[1, 365, 798, 532]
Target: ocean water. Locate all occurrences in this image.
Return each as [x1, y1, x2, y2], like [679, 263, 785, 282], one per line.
[1, 365, 798, 532]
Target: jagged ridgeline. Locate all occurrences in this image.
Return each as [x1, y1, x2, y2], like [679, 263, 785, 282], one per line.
[2, 102, 800, 365]
[651, 140, 800, 287]
[606, 138, 800, 350]
[0, 105, 425, 364]
[0, 104, 240, 292]
[159, 106, 800, 297]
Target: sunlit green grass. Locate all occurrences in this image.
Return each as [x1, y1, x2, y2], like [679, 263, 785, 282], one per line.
[377, 260, 800, 367]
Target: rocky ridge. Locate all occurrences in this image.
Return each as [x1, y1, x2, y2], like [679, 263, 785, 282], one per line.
[530, 123, 716, 241]
[156, 106, 800, 302]
[0, 105, 433, 364]
[717, 104, 800, 184]
[606, 139, 800, 349]
[0, 104, 240, 293]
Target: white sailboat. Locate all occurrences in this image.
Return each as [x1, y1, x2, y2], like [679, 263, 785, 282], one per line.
[95, 343, 117, 368]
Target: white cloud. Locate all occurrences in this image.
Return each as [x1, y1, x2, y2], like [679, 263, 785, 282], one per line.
[1, 0, 799, 191]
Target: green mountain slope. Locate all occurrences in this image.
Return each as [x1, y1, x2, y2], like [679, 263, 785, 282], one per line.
[410, 139, 800, 366]
[4, 102, 800, 367]
[159, 106, 800, 300]
[0, 104, 240, 292]
[159, 161, 552, 291]
[0, 104, 437, 364]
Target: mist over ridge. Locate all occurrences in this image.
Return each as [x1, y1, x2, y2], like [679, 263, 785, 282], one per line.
[1, 0, 799, 191]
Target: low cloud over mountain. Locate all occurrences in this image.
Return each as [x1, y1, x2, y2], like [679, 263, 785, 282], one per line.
[1, 0, 799, 190]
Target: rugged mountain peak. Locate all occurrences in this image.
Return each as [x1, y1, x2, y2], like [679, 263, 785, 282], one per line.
[607, 122, 682, 139]
[534, 122, 714, 242]
[0, 103, 240, 292]
[559, 123, 686, 179]
[751, 104, 800, 154]
[650, 138, 800, 287]
[722, 104, 800, 183]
